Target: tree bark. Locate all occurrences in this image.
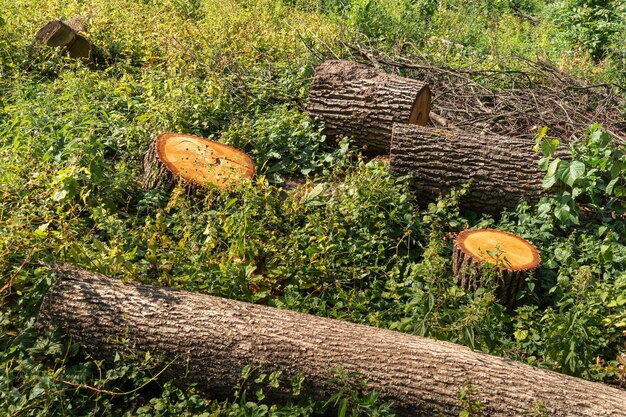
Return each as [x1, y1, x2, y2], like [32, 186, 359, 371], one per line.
[34, 18, 92, 62]
[307, 60, 431, 155]
[452, 229, 541, 311]
[38, 265, 626, 417]
[390, 124, 546, 212]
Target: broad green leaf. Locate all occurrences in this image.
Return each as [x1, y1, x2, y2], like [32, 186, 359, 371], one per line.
[547, 158, 561, 177]
[541, 138, 559, 157]
[542, 174, 556, 189]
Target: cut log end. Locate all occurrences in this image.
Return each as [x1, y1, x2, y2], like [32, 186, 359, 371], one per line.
[456, 229, 540, 271]
[452, 229, 540, 310]
[408, 85, 432, 126]
[143, 133, 255, 190]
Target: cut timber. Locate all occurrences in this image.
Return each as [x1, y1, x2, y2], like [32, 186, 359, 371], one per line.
[452, 229, 541, 310]
[142, 133, 255, 190]
[390, 124, 545, 212]
[307, 60, 431, 155]
[34, 18, 92, 61]
[38, 264, 626, 417]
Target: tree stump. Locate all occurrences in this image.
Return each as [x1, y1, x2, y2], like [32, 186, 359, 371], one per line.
[452, 229, 541, 310]
[38, 264, 626, 417]
[34, 18, 92, 62]
[142, 133, 255, 190]
[307, 60, 431, 155]
[390, 124, 547, 213]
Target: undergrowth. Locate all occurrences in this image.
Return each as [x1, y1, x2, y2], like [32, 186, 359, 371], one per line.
[1, 0, 625, 415]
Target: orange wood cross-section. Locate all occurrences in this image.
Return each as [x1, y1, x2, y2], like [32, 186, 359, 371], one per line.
[456, 229, 540, 271]
[156, 133, 255, 188]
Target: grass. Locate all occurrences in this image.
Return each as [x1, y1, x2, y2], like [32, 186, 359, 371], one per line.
[1, 0, 626, 415]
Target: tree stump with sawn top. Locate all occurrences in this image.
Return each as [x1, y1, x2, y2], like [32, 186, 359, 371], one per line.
[452, 229, 541, 310]
[34, 17, 93, 62]
[142, 133, 255, 190]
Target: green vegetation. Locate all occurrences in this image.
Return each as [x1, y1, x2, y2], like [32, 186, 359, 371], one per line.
[1, 0, 625, 415]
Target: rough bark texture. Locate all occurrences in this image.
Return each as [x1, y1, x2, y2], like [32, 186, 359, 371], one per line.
[142, 139, 176, 190]
[307, 60, 431, 155]
[39, 265, 626, 417]
[390, 124, 546, 212]
[452, 229, 541, 311]
[34, 18, 92, 61]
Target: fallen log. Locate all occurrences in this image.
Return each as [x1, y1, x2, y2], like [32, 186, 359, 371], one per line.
[38, 264, 626, 417]
[390, 124, 546, 212]
[34, 17, 92, 62]
[142, 133, 255, 190]
[452, 229, 541, 310]
[307, 60, 431, 154]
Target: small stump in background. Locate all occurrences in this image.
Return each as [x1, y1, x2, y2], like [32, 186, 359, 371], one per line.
[143, 133, 255, 190]
[452, 229, 540, 310]
[34, 17, 93, 62]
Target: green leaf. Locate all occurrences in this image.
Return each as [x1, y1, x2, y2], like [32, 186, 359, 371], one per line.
[52, 189, 68, 201]
[514, 329, 529, 341]
[547, 158, 561, 177]
[541, 138, 559, 158]
[556, 160, 585, 187]
[554, 204, 573, 223]
[542, 174, 556, 189]
[606, 177, 619, 195]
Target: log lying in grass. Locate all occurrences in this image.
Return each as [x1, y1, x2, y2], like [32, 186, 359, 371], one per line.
[34, 17, 92, 61]
[38, 264, 626, 417]
[452, 229, 541, 310]
[307, 60, 431, 154]
[142, 133, 255, 190]
[390, 124, 545, 212]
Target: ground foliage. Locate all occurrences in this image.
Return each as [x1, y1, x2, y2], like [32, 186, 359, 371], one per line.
[1, 0, 626, 415]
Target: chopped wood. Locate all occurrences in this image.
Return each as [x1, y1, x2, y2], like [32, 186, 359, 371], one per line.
[307, 60, 431, 155]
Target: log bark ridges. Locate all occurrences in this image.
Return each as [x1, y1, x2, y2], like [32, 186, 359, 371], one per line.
[390, 124, 546, 213]
[307, 60, 431, 155]
[142, 133, 255, 190]
[452, 229, 541, 310]
[38, 264, 626, 417]
[34, 17, 92, 62]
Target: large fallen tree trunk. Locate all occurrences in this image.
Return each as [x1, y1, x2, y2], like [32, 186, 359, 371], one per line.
[307, 60, 431, 154]
[390, 124, 547, 212]
[38, 265, 626, 417]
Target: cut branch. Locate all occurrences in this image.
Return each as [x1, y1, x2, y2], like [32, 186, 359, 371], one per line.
[38, 265, 626, 417]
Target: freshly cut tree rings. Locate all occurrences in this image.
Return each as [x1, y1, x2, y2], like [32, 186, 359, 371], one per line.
[452, 229, 541, 310]
[143, 133, 255, 189]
